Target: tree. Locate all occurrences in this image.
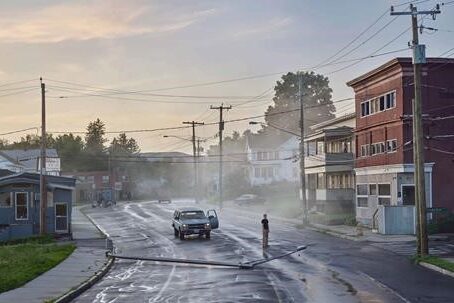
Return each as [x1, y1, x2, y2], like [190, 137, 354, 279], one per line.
[109, 133, 140, 155]
[265, 71, 335, 135]
[85, 118, 107, 154]
[2, 134, 56, 150]
[54, 134, 84, 171]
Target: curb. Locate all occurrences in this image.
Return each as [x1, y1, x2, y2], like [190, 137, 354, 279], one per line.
[419, 262, 454, 279]
[54, 256, 114, 303]
[221, 205, 363, 242]
[306, 225, 362, 242]
[54, 207, 115, 303]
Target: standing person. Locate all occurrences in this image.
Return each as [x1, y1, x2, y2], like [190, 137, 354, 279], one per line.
[261, 214, 269, 249]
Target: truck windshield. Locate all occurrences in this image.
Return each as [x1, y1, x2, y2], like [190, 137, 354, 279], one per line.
[180, 211, 206, 219]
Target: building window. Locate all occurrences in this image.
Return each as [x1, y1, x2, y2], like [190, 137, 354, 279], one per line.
[317, 141, 325, 155]
[360, 91, 396, 118]
[87, 176, 94, 182]
[102, 175, 110, 183]
[369, 184, 377, 195]
[357, 197, 368, 207]
[0, 192, 12, 207]
[317, 173, 326, 189]
[356, 184, 368, 207]
[378, 183, 391, 205]
[15, 192, 28, 220]
[254, 168, 260, 178]
[275, 151, 279, 160]
[386, 139, 397, 152]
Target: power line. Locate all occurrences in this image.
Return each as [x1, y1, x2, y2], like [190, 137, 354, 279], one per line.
[0, 79, 37, 89]
[0, 127, 39, 136]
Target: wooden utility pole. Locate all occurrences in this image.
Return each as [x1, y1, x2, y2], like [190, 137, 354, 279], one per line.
[183, 121, 204, 203]
[210, 104, 231, 210]
[39, 78, 47, 235]
[298, 72, 308, 224]
[391, 4, 440, 256]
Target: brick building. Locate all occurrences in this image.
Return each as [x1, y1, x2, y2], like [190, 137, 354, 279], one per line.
[347, 57, 454, 225]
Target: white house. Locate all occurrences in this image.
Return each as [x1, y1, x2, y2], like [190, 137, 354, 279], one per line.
[246, 133, 300, 186]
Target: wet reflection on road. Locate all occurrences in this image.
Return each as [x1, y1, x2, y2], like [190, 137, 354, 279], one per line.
[73, 201, 402, 303]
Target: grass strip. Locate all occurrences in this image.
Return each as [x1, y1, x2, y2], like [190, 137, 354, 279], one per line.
[0, 241, 75, 293]
[414, 255, 454, 272]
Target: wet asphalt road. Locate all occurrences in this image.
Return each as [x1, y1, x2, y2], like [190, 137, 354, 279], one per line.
[74, 200, 454, 303]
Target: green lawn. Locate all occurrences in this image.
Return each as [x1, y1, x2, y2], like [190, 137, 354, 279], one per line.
[416, 255, 454, 272]
[0, 238, 75, 293]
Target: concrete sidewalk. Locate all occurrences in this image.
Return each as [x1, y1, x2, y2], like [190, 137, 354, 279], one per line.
[0, 207, 110, 303]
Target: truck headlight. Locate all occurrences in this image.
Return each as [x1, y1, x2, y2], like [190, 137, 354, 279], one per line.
[205, 223, 211, 229]
[182, 224, 188, 230]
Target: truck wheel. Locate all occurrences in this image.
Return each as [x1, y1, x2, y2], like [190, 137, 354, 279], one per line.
[205, 231, 211, 239]
[174, 228, 178, 237]
[179, 229, 185, 240]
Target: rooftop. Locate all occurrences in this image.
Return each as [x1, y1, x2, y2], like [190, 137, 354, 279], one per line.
[347, 57, 454, 87]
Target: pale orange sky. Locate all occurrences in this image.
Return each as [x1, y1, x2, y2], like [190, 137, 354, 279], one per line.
[1, 0, 453, 153]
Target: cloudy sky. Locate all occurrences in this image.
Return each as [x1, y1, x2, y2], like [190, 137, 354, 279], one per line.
[1, 0, 453, 153]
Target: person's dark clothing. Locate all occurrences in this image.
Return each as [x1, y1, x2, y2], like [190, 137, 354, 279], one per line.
[261, 218, 269, 231]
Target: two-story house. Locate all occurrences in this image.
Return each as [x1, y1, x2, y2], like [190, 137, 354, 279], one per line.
[347, 57, 454, 226]
[304, 113, 356, 218]
[246, 133, 299, 186]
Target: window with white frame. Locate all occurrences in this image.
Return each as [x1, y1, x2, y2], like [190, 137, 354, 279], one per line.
[254, 168, 260, 178]
[378, 183, 391, 205]
[15, 192, 28, 220]
[102, 175, 109, 183]
[360, 91, 396, 118]
[386, 139, 397, 152]
[356, 184, 368, 207]
[0, 192, 12, 207]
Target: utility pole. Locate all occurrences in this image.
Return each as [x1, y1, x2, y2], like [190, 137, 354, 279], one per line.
[183, 121, 204, 203]
[391, 4, 440, 256]
[39, 78, 47, 235]
[210, 104, 232, 210]
[298, 72, 308, 224]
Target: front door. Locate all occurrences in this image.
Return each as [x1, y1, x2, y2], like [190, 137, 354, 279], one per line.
[402, 185, 415, 205]
[55, 203, 68, 233]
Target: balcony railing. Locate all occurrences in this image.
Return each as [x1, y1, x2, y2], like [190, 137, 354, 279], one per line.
[305, 152, 353, 168]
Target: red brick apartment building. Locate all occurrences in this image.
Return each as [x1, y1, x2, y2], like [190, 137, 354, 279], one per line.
[347, 58, 454, 225]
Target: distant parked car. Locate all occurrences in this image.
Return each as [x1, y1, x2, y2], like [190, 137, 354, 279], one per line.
[172, 207, 219, 240]
[234, 194, 266, 206]
[158, 198, 171, 204]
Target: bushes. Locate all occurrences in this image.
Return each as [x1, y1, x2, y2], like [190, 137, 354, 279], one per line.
[344, 215, 357, 226]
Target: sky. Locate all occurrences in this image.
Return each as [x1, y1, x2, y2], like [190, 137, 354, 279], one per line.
[1, 0, 453, 153]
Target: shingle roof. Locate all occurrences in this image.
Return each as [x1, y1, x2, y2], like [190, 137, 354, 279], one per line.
[1, 149, 58, 171]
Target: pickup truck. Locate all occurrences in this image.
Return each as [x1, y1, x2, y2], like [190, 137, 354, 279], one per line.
[172, 207, 219, 240]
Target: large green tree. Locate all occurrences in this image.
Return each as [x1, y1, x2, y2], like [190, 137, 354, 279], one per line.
[84, 118, 107, 154]
[109, 133, 140, 155]
[54, 134, 84, 171]
[265, 71, 335, 135]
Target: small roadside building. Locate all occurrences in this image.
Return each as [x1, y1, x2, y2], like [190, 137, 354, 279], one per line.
[0, 172, 75, 242]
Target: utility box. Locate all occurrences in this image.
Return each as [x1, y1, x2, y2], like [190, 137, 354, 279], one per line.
[377, 205, 416, 235]
[413, 44, 426, 64]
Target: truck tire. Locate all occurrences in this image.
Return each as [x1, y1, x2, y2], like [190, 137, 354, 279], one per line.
[179, 229, 185, 240]
[205, 231, 211, 239]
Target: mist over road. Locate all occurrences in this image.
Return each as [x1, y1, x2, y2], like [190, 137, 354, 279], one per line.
[74, 200, 454, 303]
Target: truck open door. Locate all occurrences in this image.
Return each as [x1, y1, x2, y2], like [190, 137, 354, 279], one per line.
[207, 209, 219, 229]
